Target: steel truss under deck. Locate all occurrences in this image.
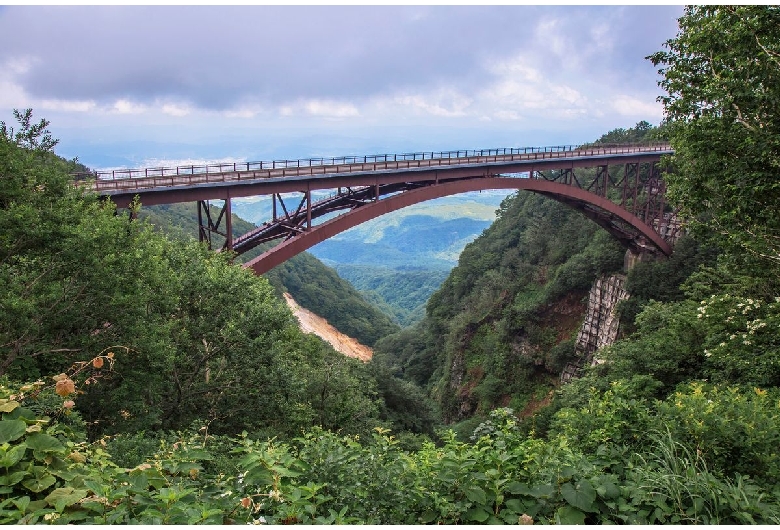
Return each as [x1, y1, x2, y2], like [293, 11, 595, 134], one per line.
[83, 144, 677, 273]
[213, 161, 680, 267]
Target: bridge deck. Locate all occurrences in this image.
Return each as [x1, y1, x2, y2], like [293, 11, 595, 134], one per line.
[78, 144, 672, 208]
[73, 143, 677, 272]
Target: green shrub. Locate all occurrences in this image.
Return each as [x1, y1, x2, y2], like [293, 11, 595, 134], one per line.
[657, 382, 780, 484]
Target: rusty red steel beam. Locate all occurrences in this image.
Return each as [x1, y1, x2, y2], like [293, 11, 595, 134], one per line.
[223, 156, 672, 258]
[244, 177, 674, 275]
[85, 145, 672, 209]
[230, 182, 416, 254]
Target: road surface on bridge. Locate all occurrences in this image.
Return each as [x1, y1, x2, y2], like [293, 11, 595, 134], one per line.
[78, 144, 672, 209]
[74, 143, 675, 273]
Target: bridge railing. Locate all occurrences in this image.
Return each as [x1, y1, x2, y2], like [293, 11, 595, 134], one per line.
[72, 142, 671, 185]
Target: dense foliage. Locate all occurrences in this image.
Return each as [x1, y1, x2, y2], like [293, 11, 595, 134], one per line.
[649, 5, 780, 270]
[4, 5, 780, 522]
[0, 110, 418, 444]
[140, 203, 400, 348]
[2, 391, 778, 524]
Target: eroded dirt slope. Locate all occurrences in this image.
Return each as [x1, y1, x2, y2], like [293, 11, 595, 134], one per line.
[283, 293, 373, 362]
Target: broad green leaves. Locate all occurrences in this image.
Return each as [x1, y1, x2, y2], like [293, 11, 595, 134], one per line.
[560, 479, 597, 513]
[0, 419, 26, 444]
[2, 384, 780, 525]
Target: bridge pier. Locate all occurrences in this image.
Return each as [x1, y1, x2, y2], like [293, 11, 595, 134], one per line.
[623, 248, 662, 272]
[197, 198, 233, 251]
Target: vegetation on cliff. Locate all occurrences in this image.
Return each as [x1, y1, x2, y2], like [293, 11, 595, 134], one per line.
[372, 158, 641, 426]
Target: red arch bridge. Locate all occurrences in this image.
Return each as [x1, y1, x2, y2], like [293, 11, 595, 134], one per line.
[76, 143, 678, 275]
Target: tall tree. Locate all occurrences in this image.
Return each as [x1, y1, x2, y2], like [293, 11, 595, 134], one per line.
[649, 6, 780, 269]
[0, 109, 387, 440]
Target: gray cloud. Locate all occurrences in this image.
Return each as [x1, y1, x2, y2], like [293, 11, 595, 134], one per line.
[0, 5, 682, 110]
[0, 5, 685, 168]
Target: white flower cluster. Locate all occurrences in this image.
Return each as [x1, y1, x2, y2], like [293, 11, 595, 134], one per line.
[747, 319, 768, 334]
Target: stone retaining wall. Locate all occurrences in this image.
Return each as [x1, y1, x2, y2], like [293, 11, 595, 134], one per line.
[561, 274, 629, 383]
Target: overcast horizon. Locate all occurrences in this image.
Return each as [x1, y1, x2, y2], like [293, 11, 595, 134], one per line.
[0, 5, 683, 170]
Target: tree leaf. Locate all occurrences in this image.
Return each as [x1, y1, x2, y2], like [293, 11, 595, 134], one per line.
[22, 474, 56, 493]
[0, 400, 19, 413]
[504, 498, 528, 514]
[557, 505, 587, 525]
[0, 443, 27, 468]
[1, 470, 27, 487]
[466, 485, 487, 504]
[561, 479, 598, 513]
[25, 433, 64, 453]
[594, 475, 621, 500]
[529, 483, 556, 499]
[0, 419, 27, 444]
[12, 496, 30, 514]
[464, 506, 490, 523]
[506, 481, 532, 496]
[45, 487, 88, 512]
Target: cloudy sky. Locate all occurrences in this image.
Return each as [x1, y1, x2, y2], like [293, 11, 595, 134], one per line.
[0, 5, 683, 170]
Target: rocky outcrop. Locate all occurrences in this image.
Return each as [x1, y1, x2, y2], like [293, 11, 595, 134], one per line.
[561, 274, 629, 383]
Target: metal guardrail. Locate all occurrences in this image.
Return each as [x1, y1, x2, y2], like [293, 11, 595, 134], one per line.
[74, 143, 672, 192]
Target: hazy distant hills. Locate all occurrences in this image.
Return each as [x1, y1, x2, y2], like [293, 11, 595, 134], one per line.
[232, 190, 513, 326]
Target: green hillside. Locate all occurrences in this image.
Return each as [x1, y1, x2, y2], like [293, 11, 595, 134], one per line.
[139, 202, 399, 347]
[1, 109, 439, 448]
[332, 265, 449, 326]
[372, 188, 629, 425]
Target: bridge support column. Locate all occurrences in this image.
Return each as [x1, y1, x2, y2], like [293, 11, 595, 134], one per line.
[225, 197, 233, 250]
[306, 190, 312, 230]
[594, 165, 609, 197]
[198, 198, 233, 251]
[623, 248, 662, 272]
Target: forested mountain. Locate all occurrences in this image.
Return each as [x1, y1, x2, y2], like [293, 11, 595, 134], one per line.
[333, 265, 449, 326]
[373, 179, 629, 427]
[234, 190, 508, 327]
[2, 7, 780, 524]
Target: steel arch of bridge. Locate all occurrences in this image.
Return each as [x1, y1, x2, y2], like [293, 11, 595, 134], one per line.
[240, 169, 676, 275]
[84, 144, 677, 274]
